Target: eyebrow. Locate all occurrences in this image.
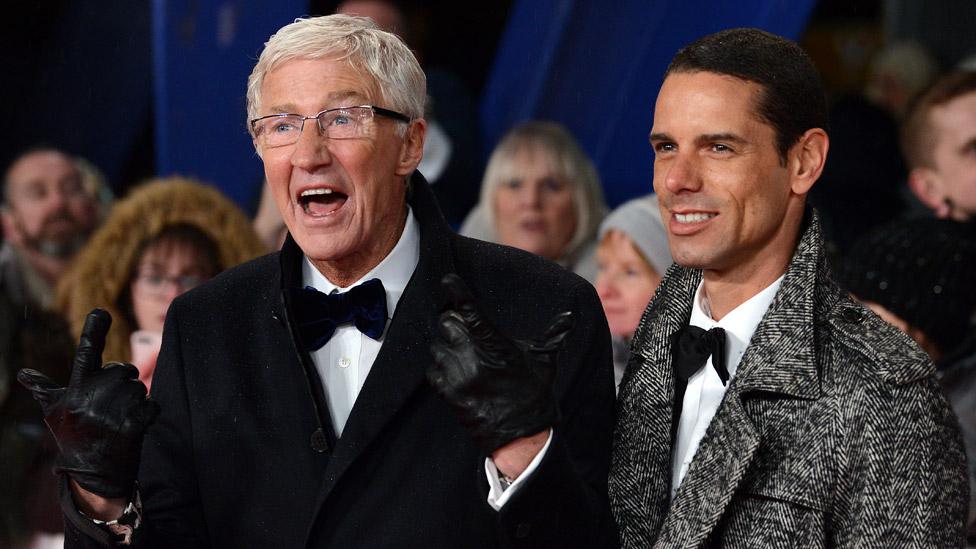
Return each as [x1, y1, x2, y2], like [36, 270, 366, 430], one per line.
[647, 132, 748, 146]
[265, 91, 368, 115]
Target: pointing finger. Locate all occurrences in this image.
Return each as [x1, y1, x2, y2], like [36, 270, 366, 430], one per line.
[70, 308, 112, 386]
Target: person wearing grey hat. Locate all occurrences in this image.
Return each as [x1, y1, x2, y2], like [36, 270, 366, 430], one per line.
[595, 194, 673, 392]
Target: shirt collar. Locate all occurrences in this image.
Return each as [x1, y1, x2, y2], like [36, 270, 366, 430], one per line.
[301, 207, 420, 318]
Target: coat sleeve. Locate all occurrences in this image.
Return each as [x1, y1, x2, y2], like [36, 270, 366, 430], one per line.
[832, 376, 969, 547]
[494, 280, 619, 548]
[134, 298, 210, 546]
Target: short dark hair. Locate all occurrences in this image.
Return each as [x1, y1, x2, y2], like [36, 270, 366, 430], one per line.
[666, 28, 828, 163]
[901, 71, 976, 169]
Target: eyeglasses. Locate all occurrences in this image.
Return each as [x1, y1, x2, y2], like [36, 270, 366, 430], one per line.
[250, 105, 411, 148]
[134, 272, 208, 299]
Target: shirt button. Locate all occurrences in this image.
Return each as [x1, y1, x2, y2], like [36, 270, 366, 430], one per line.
[338, 357, 351, 368]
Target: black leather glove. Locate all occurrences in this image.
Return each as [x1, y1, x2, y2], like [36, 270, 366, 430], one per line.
[17, 308, 160, 498]
[428, 274, 573, 454]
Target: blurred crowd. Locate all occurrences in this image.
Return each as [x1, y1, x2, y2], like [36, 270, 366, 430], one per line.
[2, 1, 975, 547]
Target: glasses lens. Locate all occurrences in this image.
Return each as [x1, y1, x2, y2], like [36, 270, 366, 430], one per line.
[321, 107, 369, 139]
[256, 115, 303, 147]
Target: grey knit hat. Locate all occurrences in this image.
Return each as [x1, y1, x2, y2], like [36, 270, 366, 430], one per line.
[598, 195, 672, 275]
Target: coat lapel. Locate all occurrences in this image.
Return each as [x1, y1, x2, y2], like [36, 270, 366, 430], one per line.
[652, 211, 828, 546]
[655, 391, 761, 546]
[610, 264, 699, 547]
[303, 175, 456, 530]
[614, 210, 831, 547]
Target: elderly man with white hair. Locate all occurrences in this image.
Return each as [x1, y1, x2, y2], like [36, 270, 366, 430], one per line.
[18, 14, 616, 548]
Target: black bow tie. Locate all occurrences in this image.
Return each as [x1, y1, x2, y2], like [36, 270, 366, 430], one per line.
[670, 325, 729, 386]
[288, 278, 388, 351]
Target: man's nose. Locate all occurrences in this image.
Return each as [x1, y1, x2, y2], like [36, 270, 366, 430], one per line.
[290, 121, 333, 171]
[660, 153, 702, 194]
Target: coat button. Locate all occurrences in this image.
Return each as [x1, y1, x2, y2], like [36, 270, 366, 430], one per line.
[841, 307, 865, 324]
[515, 523, 531, 539]
[310, 428, 329, 453]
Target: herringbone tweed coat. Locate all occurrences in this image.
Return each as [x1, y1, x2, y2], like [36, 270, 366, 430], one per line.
[611, 211, 968, 548]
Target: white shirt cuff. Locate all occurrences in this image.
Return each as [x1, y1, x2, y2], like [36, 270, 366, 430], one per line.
[484, 429, 554, 511]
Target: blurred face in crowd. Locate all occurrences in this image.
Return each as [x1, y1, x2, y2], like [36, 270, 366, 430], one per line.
[595, 230, 661, 338]
[493, 146, 577, 261]
[255, 56, 424, 285]
[650, 71, 823, 303]
[925, 91, 976, 221]
[1, 150, 99, 259]
[336, 0, 403, 34]
[129, 240, 214, 333]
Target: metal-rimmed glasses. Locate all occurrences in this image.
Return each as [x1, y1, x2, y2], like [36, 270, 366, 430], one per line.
[250, 105, 411, 148]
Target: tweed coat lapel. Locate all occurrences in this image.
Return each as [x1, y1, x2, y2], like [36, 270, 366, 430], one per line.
[296, 175, 456, 543]
[611, 261, 700, 546]
[612, 211, 829, 547]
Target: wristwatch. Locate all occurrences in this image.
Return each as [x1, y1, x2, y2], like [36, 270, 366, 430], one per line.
[79, 487, 143, 544]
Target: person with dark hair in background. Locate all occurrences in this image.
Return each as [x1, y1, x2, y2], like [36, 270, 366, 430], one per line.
[902, 71, 976, 222]
[17, 14, 615, 547]
[0, 148, 103, 548]
[1, 148, 101, 310]
[611, 28, 967, 547]
[56, 178, 266, 391]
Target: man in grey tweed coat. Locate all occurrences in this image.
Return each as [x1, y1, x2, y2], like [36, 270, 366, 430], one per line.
[610, 28, 969, 547]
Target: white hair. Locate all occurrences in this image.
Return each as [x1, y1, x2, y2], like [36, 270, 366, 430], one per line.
[246, 14, 426, 135]
[478, 121, 608, 264]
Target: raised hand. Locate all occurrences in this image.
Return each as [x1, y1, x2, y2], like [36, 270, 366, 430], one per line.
[17, 308, 160, 498]
[428, 273, 573, 454]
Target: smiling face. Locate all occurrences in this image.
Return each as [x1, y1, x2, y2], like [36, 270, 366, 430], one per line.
[650, 71, 813, 293]
[256, 56, 424, 285]
[492, 146, 577, 261]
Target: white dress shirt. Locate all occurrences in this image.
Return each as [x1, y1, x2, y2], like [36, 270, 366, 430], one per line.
[302, 207, 540, 509]
[303, 208, 420, 437]
[670, 275, 784, 499]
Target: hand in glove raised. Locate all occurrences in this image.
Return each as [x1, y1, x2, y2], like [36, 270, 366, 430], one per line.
[17, 308, 160, 498]
[428, 273, 573, 455]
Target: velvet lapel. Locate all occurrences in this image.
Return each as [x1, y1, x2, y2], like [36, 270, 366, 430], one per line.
[303, 174, 455, 536]
[653, 212, 826, 546]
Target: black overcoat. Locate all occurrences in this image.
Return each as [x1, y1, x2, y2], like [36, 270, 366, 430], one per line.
[65, 175, 617, 548]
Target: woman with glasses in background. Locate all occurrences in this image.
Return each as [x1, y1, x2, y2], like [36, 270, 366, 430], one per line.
[57, 177, 264, 391]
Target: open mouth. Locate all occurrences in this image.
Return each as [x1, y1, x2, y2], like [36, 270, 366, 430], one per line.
[299, 188, 348, 217]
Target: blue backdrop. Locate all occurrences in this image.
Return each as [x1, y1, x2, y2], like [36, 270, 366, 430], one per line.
[480, 0, 817, 207]
[151, 0, 816, 211]
[152, 0, 304, 210]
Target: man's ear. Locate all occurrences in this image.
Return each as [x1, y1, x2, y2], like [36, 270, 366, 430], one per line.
[907, 168, 952, 218]
[788, 128, 829, 195]
[395, 119, 427, 177]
